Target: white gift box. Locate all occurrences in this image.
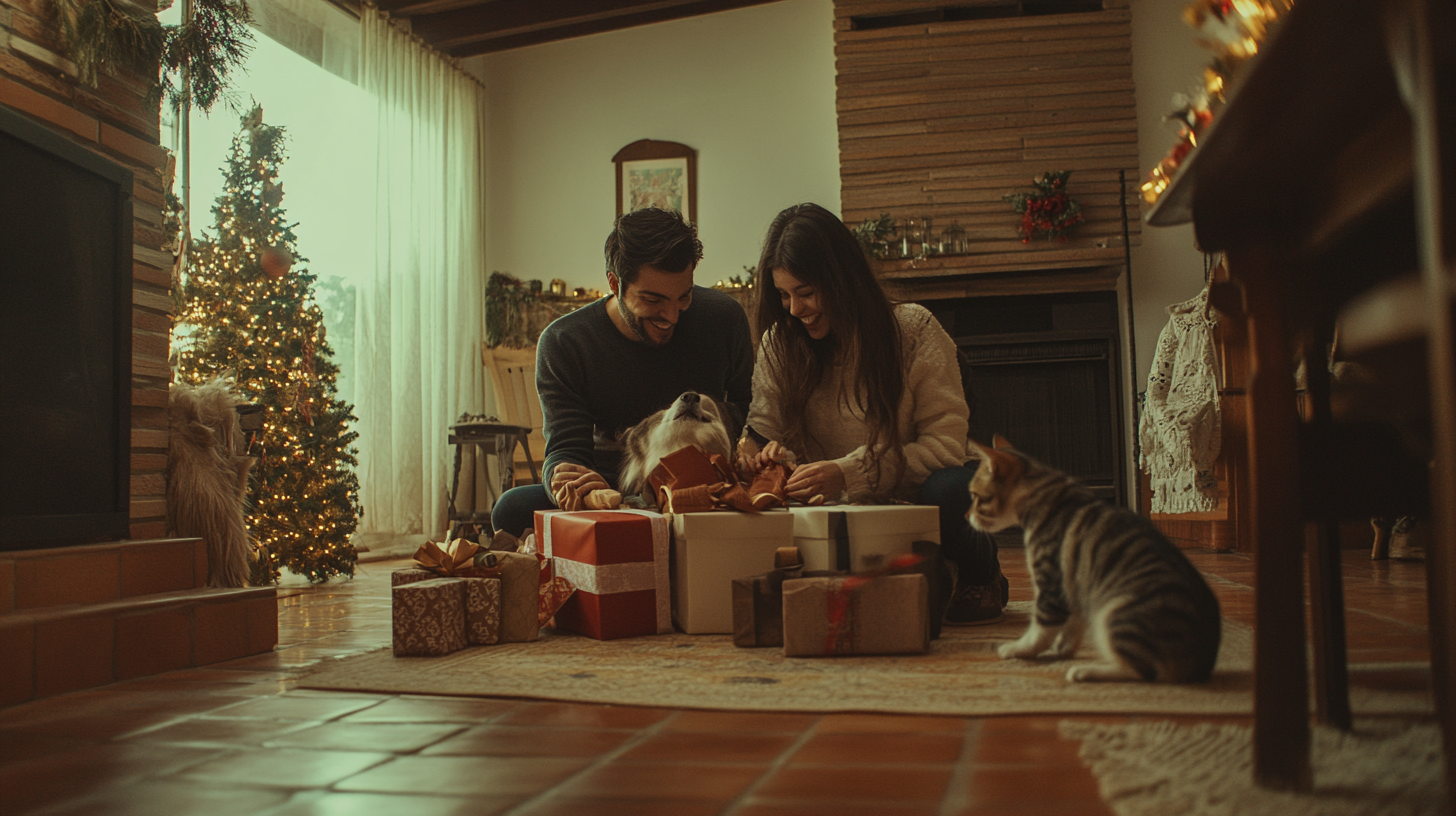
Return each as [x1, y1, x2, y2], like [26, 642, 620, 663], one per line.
[671, 510, 795, 634]
[790, 505, 940, 573]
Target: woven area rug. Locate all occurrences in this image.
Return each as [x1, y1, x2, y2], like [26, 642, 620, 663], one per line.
[299, 602, 1432, 717]
[1061, 720, 1448, 816]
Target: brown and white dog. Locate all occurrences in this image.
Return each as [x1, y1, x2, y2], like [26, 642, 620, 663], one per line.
[619, 391, 734, 505]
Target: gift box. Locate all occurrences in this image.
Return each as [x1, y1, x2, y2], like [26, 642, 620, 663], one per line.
[495, 551, 543, 643]
[533, 509, 670, 640]
[391, 568, 436, 587]
[790, 505, 940, 573]
[672, 510, 795, 634]
[782, 573, 930, 657]
[731, 546, 811, 647]
[392, 577, 468, 657]
[464, 576, 502, 645]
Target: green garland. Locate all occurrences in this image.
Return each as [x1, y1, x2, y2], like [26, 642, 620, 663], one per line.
[51, 0, 254, 113]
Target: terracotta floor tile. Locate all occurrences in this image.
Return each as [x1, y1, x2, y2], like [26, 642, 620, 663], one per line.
[967, 764, 1104, 805]
[515, 797, 727, 816]
[422, 725, 637, 757]
[792, 731, 965, 765]
[622, 730, 799, 762]
[735, 802, 942, 816]
[263, 721, 468, 752]
[498, 702, 675, 729]
[334, 755, 589, 797]
[176, 747, 393, 788]
[0, 742, 227, 814]
[203, 695, 385, 722]
[264, 790, 520, 816]
[754, 766, 953, 803]
[666, 709, 818, 733]
[559, 761, 767, 800]
[37, 780, 292, 816]
[123, 716, 315, 747]
[814, 713, 966, 733]
[957, 800, 1116, 816]
[340, 695, 519, 723]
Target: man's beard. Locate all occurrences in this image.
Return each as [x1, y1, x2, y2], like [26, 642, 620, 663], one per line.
[619, 297, 672, 347]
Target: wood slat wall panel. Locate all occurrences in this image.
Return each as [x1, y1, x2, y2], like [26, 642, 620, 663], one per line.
[834, 0, 1140, 278]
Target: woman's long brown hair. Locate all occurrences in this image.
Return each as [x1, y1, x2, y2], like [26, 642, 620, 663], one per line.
[754, 203, 904, 490]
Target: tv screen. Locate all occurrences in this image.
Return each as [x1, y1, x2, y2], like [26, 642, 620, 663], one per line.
[0, 105, 133, 549]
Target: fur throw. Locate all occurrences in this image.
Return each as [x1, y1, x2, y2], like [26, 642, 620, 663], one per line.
[167, 379, 254, 587]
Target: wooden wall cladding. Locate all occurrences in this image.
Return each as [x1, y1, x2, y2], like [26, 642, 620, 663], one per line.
[833, 0, 1142, 282]
[1, 0, 171, 540]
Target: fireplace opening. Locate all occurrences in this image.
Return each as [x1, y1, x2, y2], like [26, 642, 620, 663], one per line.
[1, 107, 133, 550]
[922, 289, 1127, 539]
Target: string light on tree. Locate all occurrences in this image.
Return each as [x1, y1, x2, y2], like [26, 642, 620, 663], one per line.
[173, 105, 362, 584]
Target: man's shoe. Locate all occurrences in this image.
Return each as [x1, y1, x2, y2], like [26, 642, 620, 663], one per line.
[944, 577, 1005, 626]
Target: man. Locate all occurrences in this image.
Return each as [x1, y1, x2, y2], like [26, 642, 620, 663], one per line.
[491, 207, 754, 537]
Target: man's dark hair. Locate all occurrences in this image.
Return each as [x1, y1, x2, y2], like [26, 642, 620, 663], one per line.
[604, 207, 704, 288]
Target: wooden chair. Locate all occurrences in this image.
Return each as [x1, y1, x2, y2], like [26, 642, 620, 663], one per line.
[482, 343, 545, 486]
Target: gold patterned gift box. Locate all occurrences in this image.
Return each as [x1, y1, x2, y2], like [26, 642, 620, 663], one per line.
[781, 573, 930, 657]
[392, 577, 468, 657]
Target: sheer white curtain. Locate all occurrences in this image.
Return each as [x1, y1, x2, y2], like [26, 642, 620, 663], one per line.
[354, 11, 486, 539]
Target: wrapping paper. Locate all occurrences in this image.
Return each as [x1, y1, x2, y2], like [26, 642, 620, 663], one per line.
[782, 573, 930, 657]
[672, 509, 796, 634]
[463, 576, 501, 645]
[790, 505, 939, 573]
[392, 577, 468, 657]
[391, 568, 437, 587]
[535, 509, 670, 640]
[731, 547, 810, 648]
[495, 551, 543, 643]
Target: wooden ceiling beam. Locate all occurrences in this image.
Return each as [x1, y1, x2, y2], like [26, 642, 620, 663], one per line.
[375, 0, 487, 18]
[413, 0, 696, 46]
[438, 0, 786, 55]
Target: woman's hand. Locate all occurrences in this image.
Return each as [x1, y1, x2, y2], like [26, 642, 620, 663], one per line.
[784, 460, 844, 501]
[735, 435, 763, 479]
[550, 464, 610, 511]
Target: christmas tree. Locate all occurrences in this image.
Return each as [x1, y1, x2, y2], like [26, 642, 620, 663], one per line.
[174, 106, 362, 584]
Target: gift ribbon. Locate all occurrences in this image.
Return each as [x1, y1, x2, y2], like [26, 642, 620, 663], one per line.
[413, 538, 487, 577]
[540, 509, 671, 634]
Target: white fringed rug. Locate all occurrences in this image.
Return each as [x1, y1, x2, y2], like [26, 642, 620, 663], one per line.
[298, 602, 1431, 717]
[1061, 719, 1447, 816]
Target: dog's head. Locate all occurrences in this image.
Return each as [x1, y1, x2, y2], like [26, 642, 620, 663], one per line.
[619, 391, 734, 503]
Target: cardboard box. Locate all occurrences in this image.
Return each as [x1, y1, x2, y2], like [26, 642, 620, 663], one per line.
[672, 510, 794, 634]
[534, 510, 670, 640]
[790, 505, 940, 573]
[782, 573, 930, 657]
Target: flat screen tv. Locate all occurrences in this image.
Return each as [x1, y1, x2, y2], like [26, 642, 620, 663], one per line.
[1, 104, 133, 550]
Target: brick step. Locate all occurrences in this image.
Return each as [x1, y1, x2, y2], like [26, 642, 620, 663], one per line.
[1, 538, 211, 613]
[0, 584, 277, 708]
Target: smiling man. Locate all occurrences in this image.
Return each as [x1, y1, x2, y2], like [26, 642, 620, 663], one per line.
[491, 207, 754, 537]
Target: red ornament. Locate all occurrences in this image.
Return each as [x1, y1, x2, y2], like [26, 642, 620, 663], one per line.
[262, 247, 293, 279]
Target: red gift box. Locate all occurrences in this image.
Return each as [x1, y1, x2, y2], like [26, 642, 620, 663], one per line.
[534, 509, 670, 640]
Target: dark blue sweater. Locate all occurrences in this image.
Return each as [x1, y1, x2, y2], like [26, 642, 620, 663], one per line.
[535, 286, 753, 488]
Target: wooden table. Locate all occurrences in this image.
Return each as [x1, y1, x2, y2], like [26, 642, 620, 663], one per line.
[1145, 0, 1454, 792]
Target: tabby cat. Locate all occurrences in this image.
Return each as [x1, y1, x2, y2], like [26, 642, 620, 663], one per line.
[967, 434, 1221, 683]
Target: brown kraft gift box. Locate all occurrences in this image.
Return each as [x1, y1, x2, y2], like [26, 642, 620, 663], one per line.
[781, 573, 930, 657]
[463, 577, 501, 645]
[392, 577, 468, 657]
[731, 547, 807, 648]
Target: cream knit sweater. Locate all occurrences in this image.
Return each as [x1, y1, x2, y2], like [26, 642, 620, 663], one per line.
[748, 303, 970, 502]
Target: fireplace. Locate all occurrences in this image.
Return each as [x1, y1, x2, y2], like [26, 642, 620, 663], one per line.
[922, 289, 1127, 507]
[0, 107, 133, 550]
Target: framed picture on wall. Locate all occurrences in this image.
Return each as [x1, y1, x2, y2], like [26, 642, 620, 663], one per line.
[613, 139, 697, 224]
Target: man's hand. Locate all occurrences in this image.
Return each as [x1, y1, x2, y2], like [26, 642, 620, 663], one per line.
[550, 464, 611, 511]
[785, 460, 844, 502]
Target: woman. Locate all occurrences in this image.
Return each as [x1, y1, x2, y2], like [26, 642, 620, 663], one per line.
[738, 203, 1006, 625]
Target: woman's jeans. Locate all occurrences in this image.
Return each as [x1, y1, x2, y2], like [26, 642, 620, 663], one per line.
[919, 465, 1002, 586]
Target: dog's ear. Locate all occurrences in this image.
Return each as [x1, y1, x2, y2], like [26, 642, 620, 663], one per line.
[617, 408, 667, 497]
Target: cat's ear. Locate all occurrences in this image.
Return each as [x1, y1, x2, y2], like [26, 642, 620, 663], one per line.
[992, 433, 1015, 451]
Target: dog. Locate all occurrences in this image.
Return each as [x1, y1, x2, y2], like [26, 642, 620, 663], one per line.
[619, 391, 734, 505]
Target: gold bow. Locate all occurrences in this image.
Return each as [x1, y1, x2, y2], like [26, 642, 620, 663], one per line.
[413, 538, 485, 577]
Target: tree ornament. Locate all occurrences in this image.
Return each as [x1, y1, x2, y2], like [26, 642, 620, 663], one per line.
[1003, 171, 1085, 243]
[261, 245, 293, 279]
